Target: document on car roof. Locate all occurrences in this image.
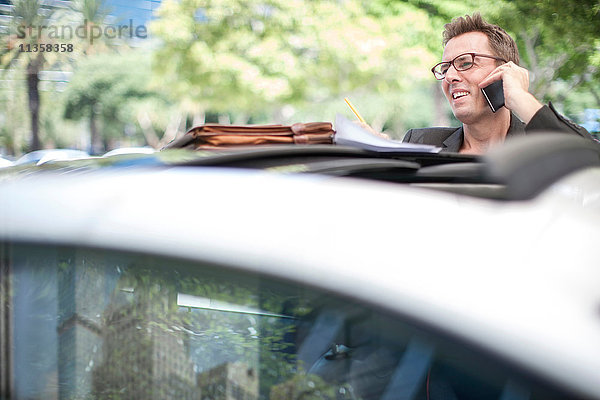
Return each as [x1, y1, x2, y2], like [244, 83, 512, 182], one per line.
[334, 114, 441, 153]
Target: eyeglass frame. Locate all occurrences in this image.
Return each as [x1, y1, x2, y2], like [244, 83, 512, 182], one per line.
[431, 53, 507, 80]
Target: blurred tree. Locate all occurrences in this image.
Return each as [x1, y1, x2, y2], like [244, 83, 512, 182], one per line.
[296, 1, 441, 133]
[62, 0, 114, 55]
[364, 0, 480, 50]
[0, 0, 57, 151]
[493, 0, 600, 105]
[59, 0, 124, 151]
[150, 0, 307, 122]
[151, 0, 439, 128]
[0, 69, 29, 155]
[0, 0, 116, 153]
[62, 53, 167, 153]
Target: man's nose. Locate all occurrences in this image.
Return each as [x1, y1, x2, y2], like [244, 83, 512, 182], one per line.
[444, 64, 461, 83]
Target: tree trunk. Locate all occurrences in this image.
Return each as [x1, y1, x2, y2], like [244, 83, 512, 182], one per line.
[89, 113, 102, 155]
[26, 59, 41, 151]
[137, 111, 160, 149]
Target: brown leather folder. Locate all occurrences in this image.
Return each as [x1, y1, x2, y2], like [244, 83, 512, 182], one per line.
[165, 122, 335, 150]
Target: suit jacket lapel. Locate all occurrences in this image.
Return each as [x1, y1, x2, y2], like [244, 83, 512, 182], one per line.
[442, 127, 463, 152]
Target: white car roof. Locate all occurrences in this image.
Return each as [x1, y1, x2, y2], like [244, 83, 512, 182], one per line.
[1, 166, 600, 398]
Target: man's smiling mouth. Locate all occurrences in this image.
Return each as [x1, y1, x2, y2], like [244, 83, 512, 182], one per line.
[452, 91, 469, 99]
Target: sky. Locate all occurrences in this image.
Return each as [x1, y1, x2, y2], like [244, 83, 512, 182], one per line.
[105, 0, 162, 26]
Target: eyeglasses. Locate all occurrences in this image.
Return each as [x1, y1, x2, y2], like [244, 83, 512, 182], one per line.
[431, 53, 507, 80]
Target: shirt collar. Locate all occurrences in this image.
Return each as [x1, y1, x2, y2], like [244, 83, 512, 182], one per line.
[443, 113, 526, 152]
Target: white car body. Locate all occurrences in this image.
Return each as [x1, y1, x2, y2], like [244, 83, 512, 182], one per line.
[2, 162, 600, 398]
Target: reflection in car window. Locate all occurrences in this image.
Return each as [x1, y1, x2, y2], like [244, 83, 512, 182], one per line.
[1, 244, 577, 399]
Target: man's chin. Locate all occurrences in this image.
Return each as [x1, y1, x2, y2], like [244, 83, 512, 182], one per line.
[451, 106, 490, 125]
[451, 109, 474, 125]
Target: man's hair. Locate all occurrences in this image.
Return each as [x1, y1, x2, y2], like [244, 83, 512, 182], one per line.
[443, 13, 520, 65]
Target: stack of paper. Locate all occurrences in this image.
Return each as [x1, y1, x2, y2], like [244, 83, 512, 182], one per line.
[334, 114, 441, 153]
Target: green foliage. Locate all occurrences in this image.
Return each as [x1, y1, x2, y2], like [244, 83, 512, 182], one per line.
[493, 0, 600, 103]
[1, 0, 56, 151]
[151, 0, 294, 114]
[0, 72, 29, 154]
[69, 0, 111, 22]
[149, 0, 445, 132]
[1, 0, 116, 153]
[62, 52, 167, 145]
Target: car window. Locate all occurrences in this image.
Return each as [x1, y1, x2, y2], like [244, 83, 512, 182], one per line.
[1, 243, 579, 399]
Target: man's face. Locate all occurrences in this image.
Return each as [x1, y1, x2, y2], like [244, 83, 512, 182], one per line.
[441, 32, 499, 124]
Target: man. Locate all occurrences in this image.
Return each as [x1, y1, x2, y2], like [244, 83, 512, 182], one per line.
[402, 13, 592, 154]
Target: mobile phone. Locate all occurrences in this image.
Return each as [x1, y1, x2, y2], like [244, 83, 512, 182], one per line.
[481, 79, 505, 113]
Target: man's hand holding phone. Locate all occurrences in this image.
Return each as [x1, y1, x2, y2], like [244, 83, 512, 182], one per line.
[479, 61, 543, 123]
[481, 79, 505, 113]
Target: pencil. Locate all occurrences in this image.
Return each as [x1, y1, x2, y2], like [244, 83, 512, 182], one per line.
[344, 97, 366, 124]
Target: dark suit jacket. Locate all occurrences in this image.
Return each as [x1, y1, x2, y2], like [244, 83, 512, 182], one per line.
[403, 103, 593, 152]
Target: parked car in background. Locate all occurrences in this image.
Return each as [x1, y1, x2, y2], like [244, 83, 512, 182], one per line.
[1, 133, 600, 400]
[0, 156, 13, 168]
[14, 149, 90, 166]
[102, 146, 156, 157]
